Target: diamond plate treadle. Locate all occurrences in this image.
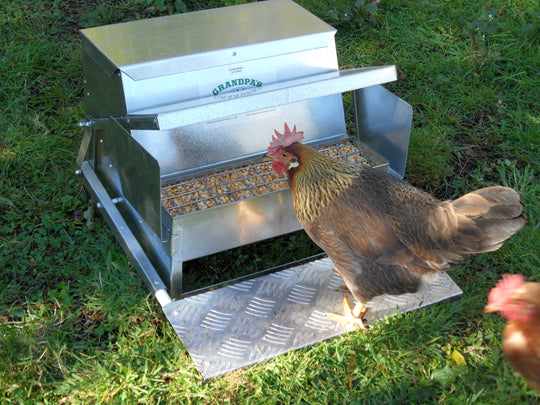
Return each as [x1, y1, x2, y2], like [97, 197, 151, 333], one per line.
[163, 257, 462, 379]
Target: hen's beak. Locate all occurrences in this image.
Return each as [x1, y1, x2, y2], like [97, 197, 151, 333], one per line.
[263, 153, 274, 162]
[483, 303, 499, 313]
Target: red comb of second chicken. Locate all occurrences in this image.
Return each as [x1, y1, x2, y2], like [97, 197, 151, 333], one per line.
[487, 274, 526, 307]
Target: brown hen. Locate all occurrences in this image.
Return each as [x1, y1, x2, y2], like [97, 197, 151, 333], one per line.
[265, 123, 526, 328]
[484, 274, 540, 394]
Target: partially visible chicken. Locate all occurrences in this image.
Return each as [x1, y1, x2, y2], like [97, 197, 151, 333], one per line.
[265, 123, 526, 329]
[484, 274, 540, 394]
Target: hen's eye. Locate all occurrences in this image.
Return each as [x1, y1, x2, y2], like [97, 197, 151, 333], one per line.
[282, 153, 287, 158]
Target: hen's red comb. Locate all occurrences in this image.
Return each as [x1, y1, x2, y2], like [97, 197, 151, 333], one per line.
[488, 274, 526, 306]
[268, 122, 304, 154]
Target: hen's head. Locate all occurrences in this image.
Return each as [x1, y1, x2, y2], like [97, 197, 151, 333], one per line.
[484, 274, 540, 322]
[266, 122, 304, 175]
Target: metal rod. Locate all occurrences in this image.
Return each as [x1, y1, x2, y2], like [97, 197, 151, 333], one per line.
[79, 162, 171, 306]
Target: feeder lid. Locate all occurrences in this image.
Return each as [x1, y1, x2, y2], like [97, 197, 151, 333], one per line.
[80, 0, 336, 80]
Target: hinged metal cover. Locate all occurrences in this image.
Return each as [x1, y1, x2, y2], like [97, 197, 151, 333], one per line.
[80, 0, 336, 80]
[80, 0, 341, 116]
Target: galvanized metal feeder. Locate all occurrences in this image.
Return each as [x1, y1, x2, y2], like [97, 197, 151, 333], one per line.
[76, 0, 461, 379]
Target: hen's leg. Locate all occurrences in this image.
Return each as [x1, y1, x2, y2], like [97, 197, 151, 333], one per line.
[326, 295, 368, 331]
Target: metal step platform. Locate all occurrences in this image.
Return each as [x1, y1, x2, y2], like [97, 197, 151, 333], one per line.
[163, 257, 462, 379]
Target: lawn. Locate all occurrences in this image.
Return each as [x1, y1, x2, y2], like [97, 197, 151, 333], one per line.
[1, 0, 539, 403]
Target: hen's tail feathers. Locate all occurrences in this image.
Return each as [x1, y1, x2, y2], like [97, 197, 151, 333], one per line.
[451, 186, 526, 254]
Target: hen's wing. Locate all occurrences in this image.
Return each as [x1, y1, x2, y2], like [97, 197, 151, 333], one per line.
[300, 170, 436, 303]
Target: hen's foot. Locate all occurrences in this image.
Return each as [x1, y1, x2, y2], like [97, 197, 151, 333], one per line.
[326, 295, 368, 331]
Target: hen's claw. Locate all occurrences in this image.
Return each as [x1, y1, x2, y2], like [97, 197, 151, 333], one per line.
[326, 295, 368, 331]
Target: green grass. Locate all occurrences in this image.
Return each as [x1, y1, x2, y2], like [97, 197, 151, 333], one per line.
[1, 0, 539, 403]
